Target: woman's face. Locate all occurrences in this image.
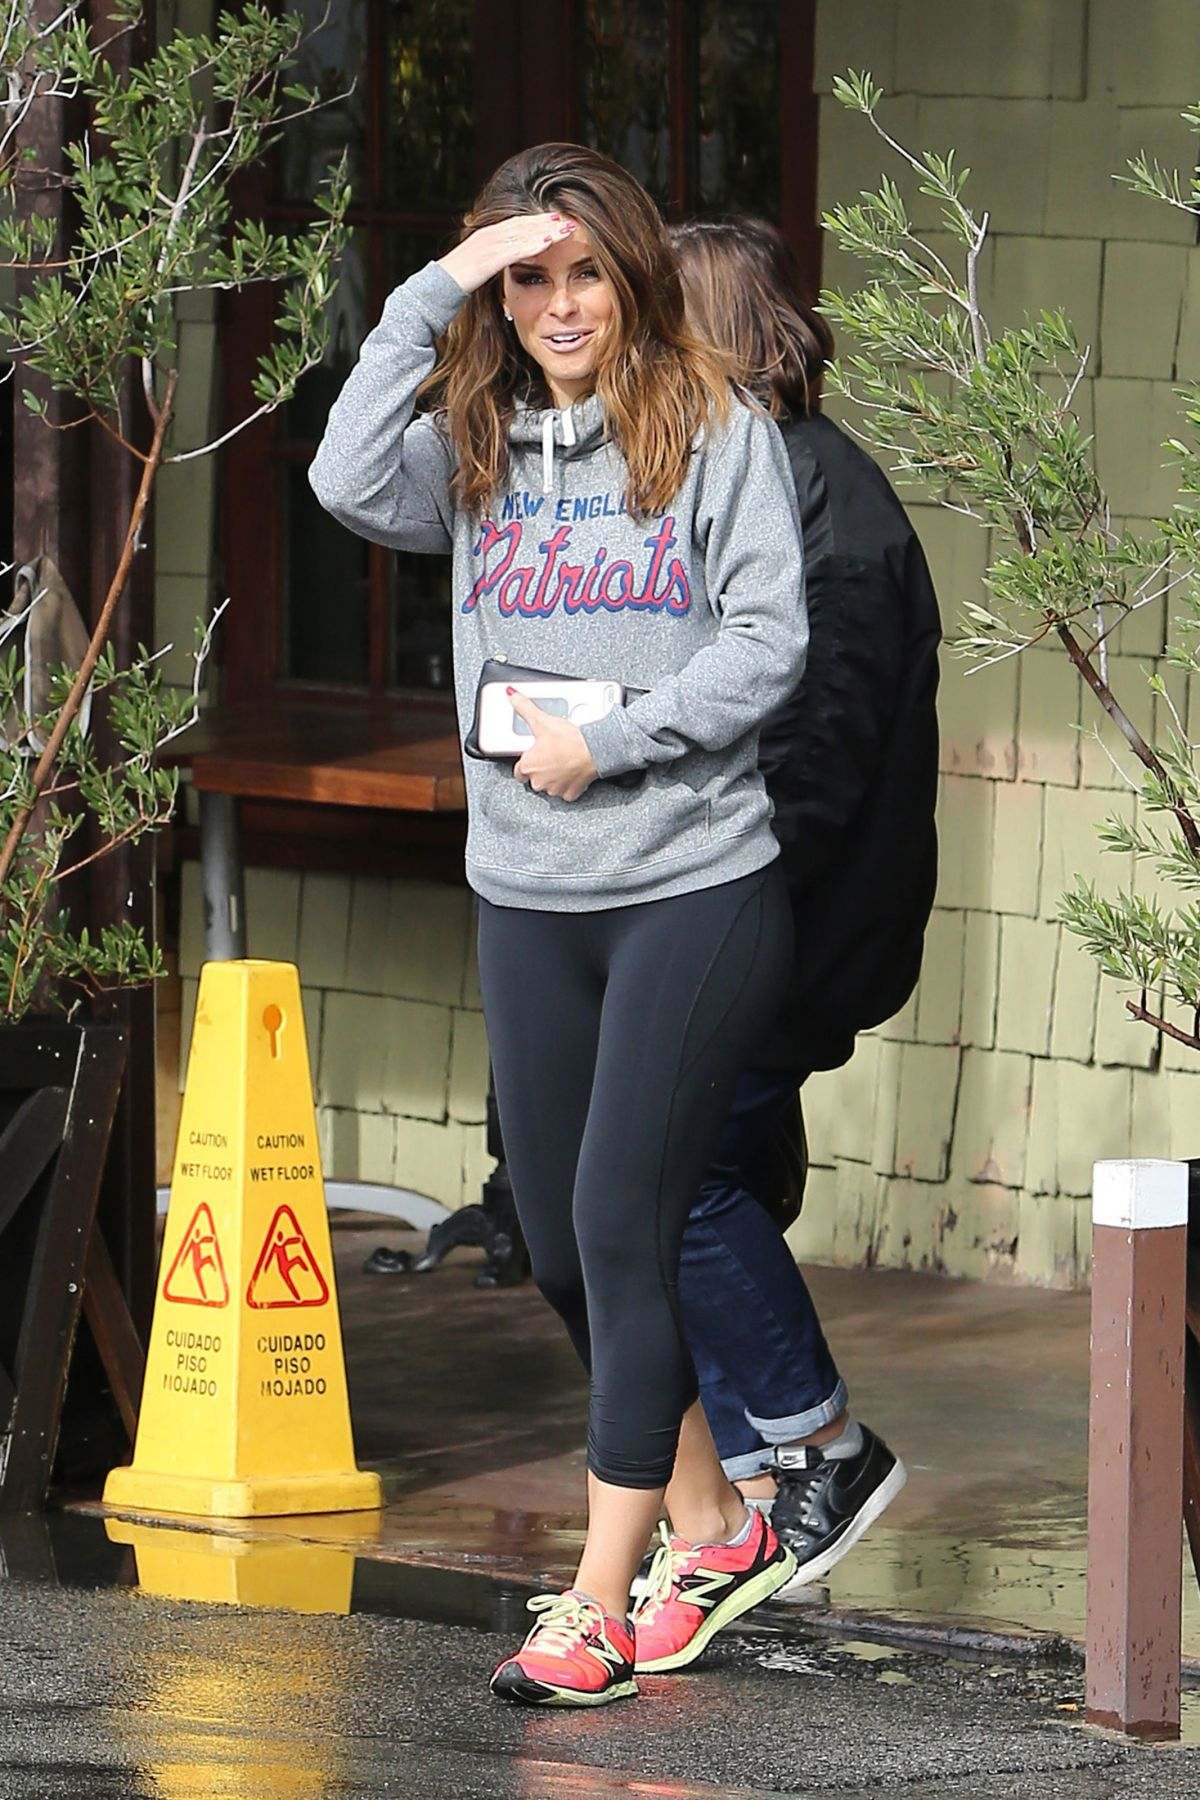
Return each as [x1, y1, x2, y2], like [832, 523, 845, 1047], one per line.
[501, 223, 617, 407]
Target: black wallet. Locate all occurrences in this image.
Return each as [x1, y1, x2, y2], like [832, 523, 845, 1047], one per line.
[464, 657, 645, 786]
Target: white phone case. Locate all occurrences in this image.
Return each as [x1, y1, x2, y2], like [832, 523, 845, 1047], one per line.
[477, 678, 624, 757]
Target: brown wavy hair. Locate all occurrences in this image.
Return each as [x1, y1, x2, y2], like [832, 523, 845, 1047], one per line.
[669, 217, 834, 419]
[419, 143, 731, 518]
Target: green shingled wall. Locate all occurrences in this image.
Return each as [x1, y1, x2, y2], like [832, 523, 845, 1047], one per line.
[790, 0, 1200, 1286]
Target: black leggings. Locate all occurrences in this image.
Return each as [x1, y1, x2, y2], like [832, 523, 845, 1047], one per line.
[477, 865, 793, 1489]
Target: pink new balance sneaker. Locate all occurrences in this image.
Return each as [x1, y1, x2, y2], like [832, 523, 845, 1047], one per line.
[490, 1589, 638, 1707]
[632, 1509, 797, 1673]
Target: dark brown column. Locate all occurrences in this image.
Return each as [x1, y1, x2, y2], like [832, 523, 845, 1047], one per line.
[9, 8, 87, 1034]
[514, 0, 577, 145]
[11, 0, 89, 590]
[1085, 1158, 1188, 1740]
[781, 2, 821, 299]
[84, 1, 159, 1339]
[472, 0, 524, 181]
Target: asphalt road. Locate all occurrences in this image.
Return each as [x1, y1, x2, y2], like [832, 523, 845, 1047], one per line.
[1, 1576, 1199, 1798]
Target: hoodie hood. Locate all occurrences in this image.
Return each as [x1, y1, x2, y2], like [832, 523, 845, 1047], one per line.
[508, 394, 608, 494]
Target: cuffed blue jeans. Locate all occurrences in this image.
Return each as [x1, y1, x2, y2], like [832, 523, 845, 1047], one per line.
[677, 1068, 847, 1481]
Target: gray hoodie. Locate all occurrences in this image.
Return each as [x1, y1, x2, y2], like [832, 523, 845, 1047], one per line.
[309, 260, 807, 911]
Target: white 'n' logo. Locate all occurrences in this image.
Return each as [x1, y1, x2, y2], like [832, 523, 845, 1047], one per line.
[679, 1568, 734, 1611]
[590, 1633, 628, 1672]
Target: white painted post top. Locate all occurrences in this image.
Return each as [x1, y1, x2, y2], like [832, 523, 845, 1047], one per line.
[1092, 1158, 1189, 1230]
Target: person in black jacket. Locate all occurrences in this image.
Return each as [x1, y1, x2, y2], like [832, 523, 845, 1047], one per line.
[655, 217, 941, 1596]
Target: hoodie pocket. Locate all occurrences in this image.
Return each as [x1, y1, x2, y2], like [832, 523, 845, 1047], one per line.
[469, 761, 712, 880]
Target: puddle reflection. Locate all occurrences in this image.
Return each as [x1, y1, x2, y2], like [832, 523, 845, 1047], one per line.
[3, 1495, 1196, 1665]
[106, 1519, 356, 1615]
[1179, 1688, 1200, 1746]
[0, 1509, 540, 1633]
[822, 1521, 1088, 1637]
[819, 1513, 1200, 1660]
[116, 1648, 356, 1798]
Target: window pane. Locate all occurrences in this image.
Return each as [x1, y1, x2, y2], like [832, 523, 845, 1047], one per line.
[282, 462, 370, 684]
[286, 231, 372, 446]
[280, 234, 370, 685]
[281, 230, 454, 693]
[383, 0, 475, 212]
[578, 2, 670, 208]
[391, 554, 454, 692]
[384, 235, 454, 690]
[696, 1, 780, 216]
[279, 1, 369, 202]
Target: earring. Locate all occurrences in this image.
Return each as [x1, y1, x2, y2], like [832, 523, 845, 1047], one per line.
[503, 310, 513, 322]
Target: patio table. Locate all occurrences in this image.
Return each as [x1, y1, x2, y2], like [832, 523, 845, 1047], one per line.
[160, 700, 466, 1237]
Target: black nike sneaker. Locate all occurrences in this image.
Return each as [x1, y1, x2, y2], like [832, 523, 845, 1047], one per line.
[770, 1424, 906, 1595]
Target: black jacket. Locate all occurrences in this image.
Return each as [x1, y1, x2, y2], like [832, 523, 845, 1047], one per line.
[756, 413, 942, 1074]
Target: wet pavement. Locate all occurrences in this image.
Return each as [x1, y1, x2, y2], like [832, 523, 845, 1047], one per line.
[3, 1225, 1196, 1792]
[76, 1226, 1200, 1658]
[2, 1545, 1200, 1796]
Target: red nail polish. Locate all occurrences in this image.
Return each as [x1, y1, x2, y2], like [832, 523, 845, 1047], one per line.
[506, 685, 516, 695]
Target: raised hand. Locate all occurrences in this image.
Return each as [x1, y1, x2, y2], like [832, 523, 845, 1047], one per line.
[438, 214, 577, 296]
[510, 690, 598, 802]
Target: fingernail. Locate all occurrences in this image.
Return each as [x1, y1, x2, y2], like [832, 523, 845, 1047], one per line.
[550, 212, 563, 220]
[505, 685, 516, 695]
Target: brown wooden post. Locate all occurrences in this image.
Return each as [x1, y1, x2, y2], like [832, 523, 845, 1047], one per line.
[10, 4, 158, 1355]
[1185, 1160, 1200, 1591]
[1085, 1158, 1189, 1740]
[780, 1, 821, 299]
[85, 0, 158, 1342]
[11, 0, 89, 592]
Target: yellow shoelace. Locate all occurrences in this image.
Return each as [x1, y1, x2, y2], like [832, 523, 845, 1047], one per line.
[634, 1522, 693, 1622]
[521, 1591, 607, 1659]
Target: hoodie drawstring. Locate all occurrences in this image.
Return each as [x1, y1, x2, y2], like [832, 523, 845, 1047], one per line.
[541, 413, 554, 495]
[541, 405, 576, 494]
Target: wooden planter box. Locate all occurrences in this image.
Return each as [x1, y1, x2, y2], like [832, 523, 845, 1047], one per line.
[0, 1021, 136, 1512]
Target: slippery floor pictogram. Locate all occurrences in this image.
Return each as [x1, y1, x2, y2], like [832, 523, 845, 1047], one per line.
[161, 1203, 230, 1308]
[245, 1204, 331, 1310]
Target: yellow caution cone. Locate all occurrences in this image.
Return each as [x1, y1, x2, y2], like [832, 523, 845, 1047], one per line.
[104, 960, 382, 1518]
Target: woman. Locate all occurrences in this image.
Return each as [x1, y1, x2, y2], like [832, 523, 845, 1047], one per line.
[661, 218, 940, 1586]
[310, 146, 807, 1706]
